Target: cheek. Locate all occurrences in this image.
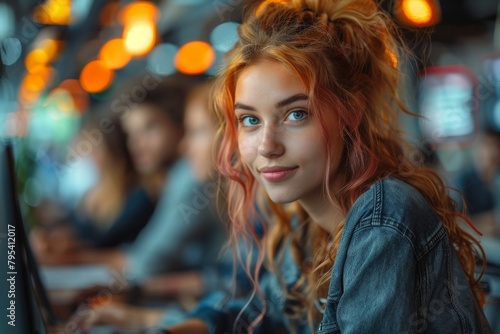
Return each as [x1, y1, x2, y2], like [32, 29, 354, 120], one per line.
[161, 131, 179, 151]
[193, 139, 209, 161]
[294, 127, 326, 159]
[201, 142, 213, 164]
[238, 133, 258, 166]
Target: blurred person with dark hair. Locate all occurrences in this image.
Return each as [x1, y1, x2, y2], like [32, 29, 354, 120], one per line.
[71, 112, 156, 247]
[71, 79, 234, 331]
[114, 75, 226, 286]
[31, 111, 156, 254]
[34, 74, 189, 265]
[118, 77, 186, 200]
[453, 129, 500, 333]
[36, 75, 227, 311]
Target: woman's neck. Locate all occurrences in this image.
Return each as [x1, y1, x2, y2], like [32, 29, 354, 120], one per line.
[299, 195, 345, 235]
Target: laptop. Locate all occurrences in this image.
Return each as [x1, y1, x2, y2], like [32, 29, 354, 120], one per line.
[0, 141, 164, 334]
[1, 141, 45, 333]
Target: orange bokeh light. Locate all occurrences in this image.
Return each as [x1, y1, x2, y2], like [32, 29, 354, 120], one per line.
[119, 1, 159, 25]
[19, 85, 41, 104]
[395, 0, 440, 27]
[175, 41, 215, 75]
[80, 60, 115, 93]
[123, 21, 156, 56]
[23, 74, 45, 92]
[99, 38, 131, 69]
[21, 67, 54, 93]
[402, 0, 432, 24]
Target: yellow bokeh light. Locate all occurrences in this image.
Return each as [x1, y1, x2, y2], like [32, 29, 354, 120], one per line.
[33, 0, 72, 25]
[80, 60, 115, 93]
[40, 39, 61, 62]
[25, 40, 62, 73]
[99, 38, 131, 69]
[123, 21, 156, 56]
[25, 49, 48, 73]
[48, 1, 71, 24]
[119, 1, 159, 25]
[175, 41, 215, 75]
[402, 0, 433, 25]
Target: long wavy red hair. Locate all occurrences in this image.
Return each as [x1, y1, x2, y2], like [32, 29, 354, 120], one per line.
[213, 0, 485, 329]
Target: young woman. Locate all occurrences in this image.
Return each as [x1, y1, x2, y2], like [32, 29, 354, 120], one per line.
[166, 0, 492, 333]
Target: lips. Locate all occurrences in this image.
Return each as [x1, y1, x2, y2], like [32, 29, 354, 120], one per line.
[259, 165, 298, 182]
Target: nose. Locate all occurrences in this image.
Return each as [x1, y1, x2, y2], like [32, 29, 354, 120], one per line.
[128, 133, 144, 154]
[258, 125, 284, 158]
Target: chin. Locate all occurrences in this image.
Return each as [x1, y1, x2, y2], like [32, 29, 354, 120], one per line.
[195, 173, 208, 183]
[138, 165, 157, 175]
[266, 190, 298, 204]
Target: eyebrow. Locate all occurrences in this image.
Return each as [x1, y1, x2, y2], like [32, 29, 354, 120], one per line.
[234, 93, 308, 111]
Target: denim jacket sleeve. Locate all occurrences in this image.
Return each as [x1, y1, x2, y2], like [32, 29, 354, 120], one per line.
[334, 224, 417, 333]
[318, 178, 492, 334]
[185, 275, 295, 334]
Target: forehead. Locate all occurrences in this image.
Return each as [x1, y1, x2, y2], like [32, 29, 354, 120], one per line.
[122, 104, 167, 126]
[185, 104, 212, 125]
[235, 60, 307, 103]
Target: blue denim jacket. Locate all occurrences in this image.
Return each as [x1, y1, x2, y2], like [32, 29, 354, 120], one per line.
[187, 178, 492, 333]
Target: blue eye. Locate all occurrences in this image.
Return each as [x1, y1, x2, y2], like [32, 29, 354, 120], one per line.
[287, 110, 308, 121]
[240, 115, 260, 127]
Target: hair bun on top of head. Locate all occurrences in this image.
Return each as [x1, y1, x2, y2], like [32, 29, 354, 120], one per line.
[251, 0, 393, 62]
[255, 0, 380, 27]
[300, 6, 333, 24]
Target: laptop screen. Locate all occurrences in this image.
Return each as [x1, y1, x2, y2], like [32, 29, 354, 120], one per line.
[0, 141, 51, 334]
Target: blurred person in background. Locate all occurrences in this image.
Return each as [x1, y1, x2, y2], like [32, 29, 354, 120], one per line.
[454, 129, 500, 237]
[114, 76, 226, 291]
[452, 129, 500, 332]
[120, 79, 185, 200]
[119, 77, 226, 300]
[31, 111, 156, 253]
[70, 112, 156, 247]
[33, 74, 189, 266]
[35, 76, 228, 326]
[72, 79, 234, 331]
